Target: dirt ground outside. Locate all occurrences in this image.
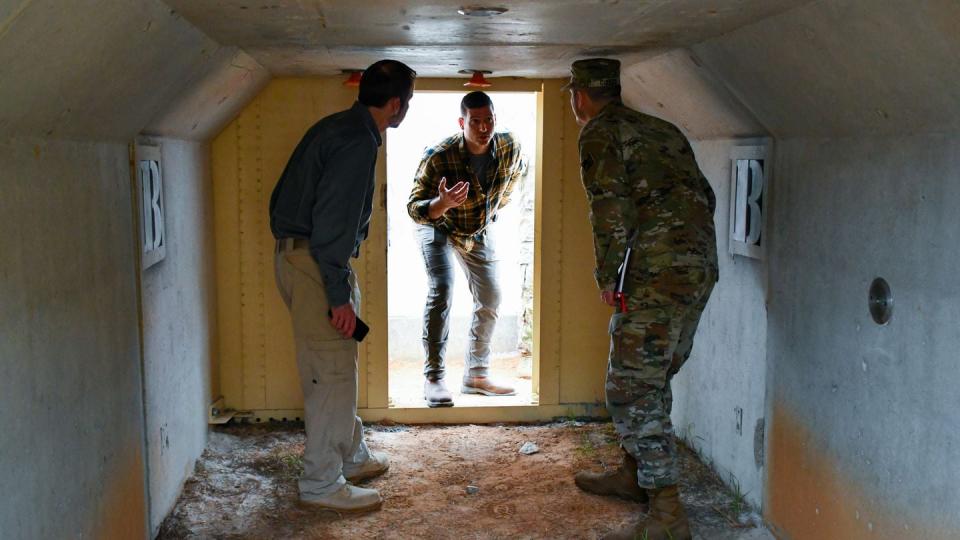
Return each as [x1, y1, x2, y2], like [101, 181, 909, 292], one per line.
[159, 421, 773, 539]
[388, 353, 533, 408]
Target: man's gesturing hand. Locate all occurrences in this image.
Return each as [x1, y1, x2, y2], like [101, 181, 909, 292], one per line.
[438, 176, 469, 209]
[329, 302, 357, 339]
[427, 176, 469, 220]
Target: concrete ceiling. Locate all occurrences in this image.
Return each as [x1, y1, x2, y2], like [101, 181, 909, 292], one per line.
[162, 0, 810, 77]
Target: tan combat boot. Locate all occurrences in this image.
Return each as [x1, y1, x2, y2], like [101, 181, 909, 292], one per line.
[574, 449, 649, 505]
[603, 485, 691, 540]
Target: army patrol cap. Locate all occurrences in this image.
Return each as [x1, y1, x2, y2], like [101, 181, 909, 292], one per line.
[562, 58, 621, 91]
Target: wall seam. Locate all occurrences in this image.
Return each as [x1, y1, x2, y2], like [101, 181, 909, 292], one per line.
[685, 45, 779, 139]
[254, 99, 267, 407]
[555, 91, 565, 401]
[236, 106, 246, 406]
[0, 0, 33, 42]
[128, 142, 153, 538]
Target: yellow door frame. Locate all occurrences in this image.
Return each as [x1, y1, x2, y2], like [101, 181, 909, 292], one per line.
[362, 78, 569, 423]
[212, 77, 609, 425]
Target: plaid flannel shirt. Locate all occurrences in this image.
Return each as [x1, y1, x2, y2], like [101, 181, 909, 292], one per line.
[407, 131, 526, 252]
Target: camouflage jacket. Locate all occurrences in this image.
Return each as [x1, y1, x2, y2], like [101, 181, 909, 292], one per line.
[578, 101, 718, 292]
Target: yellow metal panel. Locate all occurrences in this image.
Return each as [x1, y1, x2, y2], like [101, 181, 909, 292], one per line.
[212, 108, 252, 410]
[533, 79, 565, 406]
[413, 78, 546, 93]
[211, 121, 238, 403]
[211, 77, 612, 420]
[235, 404, 607, 425]
[213, 78, 373, 412]
[258, 81, 313, 410]
[361, 403, 608, 424]
[362, 152, 389, 408]
[237, 96, 268, 410]
[257, 79, 358, 410]
[558, 88, 613, 404]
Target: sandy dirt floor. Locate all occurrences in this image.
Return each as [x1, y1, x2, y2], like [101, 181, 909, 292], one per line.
[159, 422, 773, 540]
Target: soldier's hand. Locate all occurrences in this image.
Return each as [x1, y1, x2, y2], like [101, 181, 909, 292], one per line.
[437, 176, 469, 210]
[601, 290, 617, 307]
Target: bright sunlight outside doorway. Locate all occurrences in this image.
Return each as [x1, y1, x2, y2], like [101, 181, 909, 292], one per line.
[386, 90, 539, 408]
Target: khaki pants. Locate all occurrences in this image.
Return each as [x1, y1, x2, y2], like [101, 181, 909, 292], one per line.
[274, 242, 370, 498]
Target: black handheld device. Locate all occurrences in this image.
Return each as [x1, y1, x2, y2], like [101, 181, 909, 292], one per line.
[327, 309, 370, 342]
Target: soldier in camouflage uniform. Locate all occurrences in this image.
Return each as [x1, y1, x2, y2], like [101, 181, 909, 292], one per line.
[566, 58, 718, 540]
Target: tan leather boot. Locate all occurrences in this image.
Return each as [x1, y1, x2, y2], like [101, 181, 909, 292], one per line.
[574, 449, 648, 505]
[603, 485, 691, 540]
[461, 376, 515, 396]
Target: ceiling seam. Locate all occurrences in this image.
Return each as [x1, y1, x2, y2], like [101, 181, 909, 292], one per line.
[0, 0, 34, 43]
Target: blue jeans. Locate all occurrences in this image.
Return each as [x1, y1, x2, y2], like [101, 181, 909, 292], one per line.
[417, 225, 501, 381]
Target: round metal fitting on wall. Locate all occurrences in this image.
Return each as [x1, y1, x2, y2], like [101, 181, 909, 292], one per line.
[868, 277, 893, 325]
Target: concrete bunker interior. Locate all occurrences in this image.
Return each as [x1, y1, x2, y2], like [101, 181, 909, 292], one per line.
[3, 1, 959, 539]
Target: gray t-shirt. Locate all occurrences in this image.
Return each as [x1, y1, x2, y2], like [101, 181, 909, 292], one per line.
[469, 152, 492, 191]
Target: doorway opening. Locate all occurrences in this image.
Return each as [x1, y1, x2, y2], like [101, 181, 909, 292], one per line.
[386, 90, 539, 408]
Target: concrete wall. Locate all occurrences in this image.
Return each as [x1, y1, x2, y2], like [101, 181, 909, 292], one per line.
[690, 0, 960, 537]
[0, 138, 147, 539]
[0, 0, 220, 141]
[671, 139, 769, 508]
[139, 138, 217, 536]
[762, 134, 960, 539]
[693, 0, 960, 139]
[0, 0, 267, 536]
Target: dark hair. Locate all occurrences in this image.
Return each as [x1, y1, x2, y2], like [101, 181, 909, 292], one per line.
[358, 60, 417, 107]
[460, 91, 494, 117]
[583, 85, 622, 102]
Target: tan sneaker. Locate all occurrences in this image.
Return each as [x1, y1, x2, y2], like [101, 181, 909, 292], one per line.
[299, 484, 383, 514]
[344, 451, 390, 483]
[461, 376, 516, 396]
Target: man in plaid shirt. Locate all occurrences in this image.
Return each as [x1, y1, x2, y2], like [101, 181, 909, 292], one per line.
[407, 91, 527, 407]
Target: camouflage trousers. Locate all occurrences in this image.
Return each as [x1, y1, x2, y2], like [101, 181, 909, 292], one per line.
[606, 265, 716, 489]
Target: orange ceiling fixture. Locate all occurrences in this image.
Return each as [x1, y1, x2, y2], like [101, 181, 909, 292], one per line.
[463, 70, 492, 88]
[342, 70, 363, 87]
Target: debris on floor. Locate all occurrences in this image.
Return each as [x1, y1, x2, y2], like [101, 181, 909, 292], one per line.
[518, 441, 540, 455]
[158, 421, 773, 539]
